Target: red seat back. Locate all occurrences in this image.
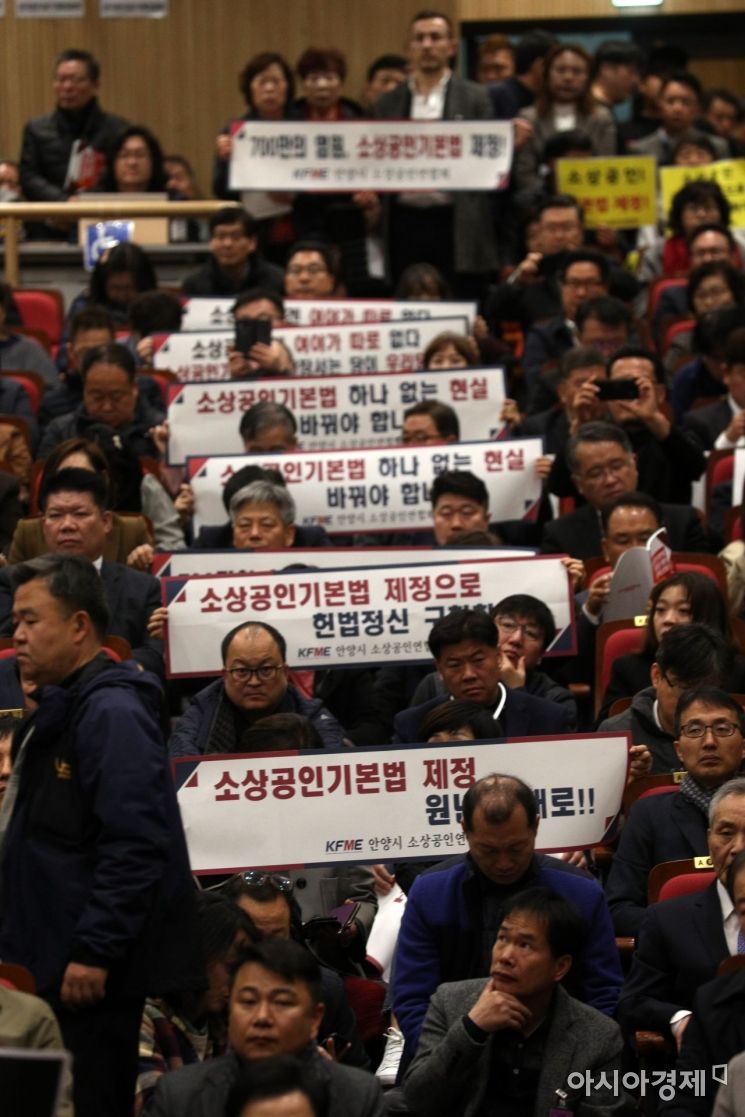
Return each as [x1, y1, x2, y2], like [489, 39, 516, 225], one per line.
[12, 289, 64, 346]
[659, 870, 716, 902]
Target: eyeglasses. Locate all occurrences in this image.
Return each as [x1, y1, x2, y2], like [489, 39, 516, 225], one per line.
[679, 719, 740, 739]
[225, 664, 283, 683]
[496, 617, 543, 642]
[239, 871, 294, 893]
[286, 264, 329, 277]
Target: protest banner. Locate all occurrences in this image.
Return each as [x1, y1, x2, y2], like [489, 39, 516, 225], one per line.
[180, 297, 477, 332]
[162, 554, 573, 677]
[174, 733, 629, 873]
[152, 315, 469, 381]
[556, 155, 657, 228]
[229, 120, 514, 193]
[151, 545, 535, 579]
[187, 439, 544, 535]
[661, 160, 745, 228]
[166, 367, 506, 463]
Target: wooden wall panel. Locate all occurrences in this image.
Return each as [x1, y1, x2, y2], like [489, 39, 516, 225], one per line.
[0, 0, 740, 201]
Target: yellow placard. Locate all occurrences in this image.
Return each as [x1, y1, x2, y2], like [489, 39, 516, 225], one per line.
[556, 155, 657, 229]
[660, 160, 745, 229]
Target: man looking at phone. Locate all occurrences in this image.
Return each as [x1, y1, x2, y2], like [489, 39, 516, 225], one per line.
[229, 290, 294, 378]
[182, 207, 284, 297]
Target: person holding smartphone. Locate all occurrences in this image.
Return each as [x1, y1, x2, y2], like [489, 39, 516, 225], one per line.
[228, 289, 294, 379]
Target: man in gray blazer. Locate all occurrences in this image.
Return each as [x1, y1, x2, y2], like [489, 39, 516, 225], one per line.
[149, 940, 384, 1117]
[404, 888, 632, 1117]
[374, 10, 499, 290]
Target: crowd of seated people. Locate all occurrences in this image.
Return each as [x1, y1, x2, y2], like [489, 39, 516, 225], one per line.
[4, 15, 745, 1117]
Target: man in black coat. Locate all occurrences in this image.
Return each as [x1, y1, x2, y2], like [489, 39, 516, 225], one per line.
[182, 207, 283, 297]
[0, 468, 163, 677]
[0, 555, 197, 1117]
[541, 420, 709, 559]
[617, 777, 745, 1050]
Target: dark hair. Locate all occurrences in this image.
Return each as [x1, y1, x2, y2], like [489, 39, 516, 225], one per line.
[221, 465, 285, 513]
[694, 306, 745, 357]
[225, 1056, 326, 1117]
[422, 332, 478, 370]
[79, 425, 144, 513]
[428, 608, 497, 659]
[403, 399, 459, 440]
[54, 48, 99, 82]
[594, 40, 643, 71]
[88, 242, 157, 306]
[229, 939, 322, 1005]
[221, 621, 287, 664]
[0, 714, 20, 738]
[39, 437, 110, 509]
[129, 290, 183, 337]
[671, 132, 717, 163]
[536, 44, 594, 117]
[40, 467, 109, 514]
[209, 206, 257, 238]
[688, 222, 736, 251]
[296, 47, 347, 82]
[600, 490, 662, 534]
[674, 684, 745, 738]
[656, 623, 732, 689]
[233, 288, 285, 318]
[704, 88, 743, 119]
[642, 571, 731, 658]
[367, 53, 408, 82]
[566, 421, 632, 474]
[557, 346, 606, 383]
[543, 128, 595, 162]
[669, 180, 730, 238]
[688, 261, 745, 313]
[10, 554, 109, 641]
[491, 594, 556, 649]
[514, 31, 557, 76]
[393, 262, 452, 300]
[536, 194, 583, 223]
[411, 9, 454, 34]
[240, 713, 324, 752]
[286, 240, 341, 282]
[196, 891, 260, 963]
[576, 295, 631, 333]
[239, 52, 295, 112]
[80, 341, 136, 384]
[447, 529, 502, 547]
[660, 70, 703, 103]
[607, 344, 665, 385]
[559, 249, 610, 286]
[725, 327, 745, 367]
[419, 699, 497, 742]
[69, 306, 116, 342]
[101, 125, 165, 192]
[239, 401, 297, 442]
[430, 470, 488, 510]
[500, 887, 585, 961]
[462, 773, 538, 831]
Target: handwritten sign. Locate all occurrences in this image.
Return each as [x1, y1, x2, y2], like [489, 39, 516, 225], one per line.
[174, 734, 629, 873]
[556, 155, 657, 229]
[166, 368, 506, 463]
[661, 160, 745, 229]
[163, 555, 573, 677]
[187, 439, 543, 535]
[180, 298, 477, 332]
[229, 120, 514, 193]
[153, 316, 470, 381]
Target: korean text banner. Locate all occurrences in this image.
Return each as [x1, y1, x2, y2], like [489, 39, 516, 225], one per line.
[151, 545, 536, 579]
[152, 316, 469, 381]
[187, 439, 543, 535]
[229, 120, 514, 193]
[556, 155, 657, 229]
[661, 160, 745, 228]
[174, 734, 629, 873]
[180, 297, 477, 332]
[166, 368, 506, 464]
[162, 555, 573, 676]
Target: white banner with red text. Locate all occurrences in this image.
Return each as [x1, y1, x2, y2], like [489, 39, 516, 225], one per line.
[180, 297, 477, 332]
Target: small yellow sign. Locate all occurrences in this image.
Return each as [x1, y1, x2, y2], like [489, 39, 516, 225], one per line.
[660, 161, 745, 229]
[556, 155, 658, 229]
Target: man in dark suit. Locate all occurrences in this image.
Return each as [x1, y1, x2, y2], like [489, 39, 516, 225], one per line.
[149, 940, 385, 1117]
[404, 888, 629, 1117]
[0, 468, 163, 677]
[540, 420, 709, 559]
[392, 608, 572, 743]
[374, 11, 498, 292]
[606, 687, 745, 936]
[617, 777, 745, 1051]
[683, 325, 745, 450]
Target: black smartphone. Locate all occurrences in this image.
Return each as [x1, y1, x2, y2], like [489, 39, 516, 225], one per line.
[235, 317, 271, 355]
[596, 378, 640, 402]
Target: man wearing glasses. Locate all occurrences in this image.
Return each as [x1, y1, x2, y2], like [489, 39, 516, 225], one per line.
[168, 620, 346, 756]
[606, 685, 745, 937]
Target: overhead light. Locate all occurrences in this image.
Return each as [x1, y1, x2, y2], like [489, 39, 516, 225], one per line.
[611, 0, 662, 6]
